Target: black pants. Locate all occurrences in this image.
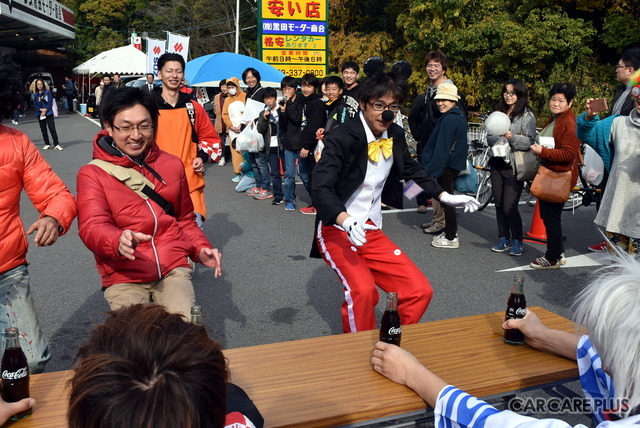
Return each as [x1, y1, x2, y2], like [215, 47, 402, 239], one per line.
[438, 167, 459, 240]
[538, 199, 564, 261]
[66, 95, 75, 113]
[490, 161, 524, 241]
[38, 115, 59, 146]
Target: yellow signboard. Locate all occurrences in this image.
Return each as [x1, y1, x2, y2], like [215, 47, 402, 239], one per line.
[261, 34, 326, 50]
[262, 49, 326, 65]
[261, 0, 327, 21]
[273, 64, 326, 78]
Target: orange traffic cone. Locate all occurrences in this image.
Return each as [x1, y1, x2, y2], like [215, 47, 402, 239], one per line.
[524, 200, 547, 244]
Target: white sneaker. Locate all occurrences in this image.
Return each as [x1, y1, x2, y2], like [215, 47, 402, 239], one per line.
[54, 145, 64, 151]
[12, 120, 18, 125]
[43, 145, 51, 150]
[217, 158, 226, 167]
[431, 233, 459, 248]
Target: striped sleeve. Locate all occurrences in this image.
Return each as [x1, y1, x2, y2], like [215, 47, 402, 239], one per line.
[577, 335, 616, 424]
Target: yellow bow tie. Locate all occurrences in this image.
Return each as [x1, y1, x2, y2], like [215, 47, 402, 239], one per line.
[368, 138, 393, 162]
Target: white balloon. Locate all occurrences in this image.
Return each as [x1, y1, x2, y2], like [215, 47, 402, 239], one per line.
[484, 111, 511, 136]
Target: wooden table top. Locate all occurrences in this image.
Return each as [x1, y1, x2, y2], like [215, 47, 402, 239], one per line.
[11, 307, 578, 428]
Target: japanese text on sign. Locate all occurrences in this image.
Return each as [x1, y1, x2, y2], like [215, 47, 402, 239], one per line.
[262, 0, 326, 21]
[262, 20, 326, 35]
[263, 49, 326, 64]
[262, 35, 326, 50]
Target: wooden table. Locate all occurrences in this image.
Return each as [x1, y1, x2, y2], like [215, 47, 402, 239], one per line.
[11, 307, 578, 427]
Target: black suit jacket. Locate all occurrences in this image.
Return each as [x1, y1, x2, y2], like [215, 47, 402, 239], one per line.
[141, 83, 156, 95]
[310, 117, 443, 257]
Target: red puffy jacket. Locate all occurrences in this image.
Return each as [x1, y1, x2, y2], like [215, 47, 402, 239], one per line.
[0, 125, 76, 275]
[76, 130, 212, 287]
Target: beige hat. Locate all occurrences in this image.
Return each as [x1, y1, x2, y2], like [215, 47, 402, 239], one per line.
[434, 82, 460, 101]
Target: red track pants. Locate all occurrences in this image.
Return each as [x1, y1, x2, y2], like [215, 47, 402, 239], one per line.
[316, 222, 433, 333]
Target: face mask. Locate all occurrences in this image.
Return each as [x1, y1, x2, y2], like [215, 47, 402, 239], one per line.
[228, 87, 237, 96]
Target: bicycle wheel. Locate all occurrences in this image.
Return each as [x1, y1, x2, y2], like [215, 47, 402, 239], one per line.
[475, 168, 493, 210]
[562, 192, 583, 211]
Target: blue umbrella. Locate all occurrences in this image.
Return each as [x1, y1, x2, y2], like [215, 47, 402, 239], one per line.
[185, 52, 286, 87]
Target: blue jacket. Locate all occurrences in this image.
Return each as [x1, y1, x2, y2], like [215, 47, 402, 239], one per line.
[576, 112, 617, 172]
[33, 89, 54, 118]
[421, 106, 468, 178]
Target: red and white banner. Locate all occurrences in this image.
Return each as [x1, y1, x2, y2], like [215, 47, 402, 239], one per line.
[167, 32, 190, 63]
[146, 38, 166, 76]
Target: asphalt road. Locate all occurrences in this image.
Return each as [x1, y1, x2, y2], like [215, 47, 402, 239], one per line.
[13, 111, 606, 374]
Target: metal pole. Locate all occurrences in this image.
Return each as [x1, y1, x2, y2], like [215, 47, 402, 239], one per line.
[235, 0, 240, 53]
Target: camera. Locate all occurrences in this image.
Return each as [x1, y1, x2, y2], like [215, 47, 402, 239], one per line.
[278, 97, 287, 106]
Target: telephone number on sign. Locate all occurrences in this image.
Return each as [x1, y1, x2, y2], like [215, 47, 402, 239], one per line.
[279, 69, 324, 77]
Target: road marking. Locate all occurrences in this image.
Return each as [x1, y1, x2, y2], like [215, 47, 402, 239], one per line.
[497, 252, 610, 272]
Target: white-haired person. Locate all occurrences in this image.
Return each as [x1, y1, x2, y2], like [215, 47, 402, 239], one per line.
[372, 253, 640, 426]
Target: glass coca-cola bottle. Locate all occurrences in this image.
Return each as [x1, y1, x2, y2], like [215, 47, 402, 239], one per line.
[379, 292, 402, 346]
[1, 327, 31, 420]
[190, 305, 203, 326]
[504, 275, 527, 345]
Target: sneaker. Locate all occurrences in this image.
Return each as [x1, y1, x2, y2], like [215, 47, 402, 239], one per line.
[509, 239, 523, 256]
[272, 197, 284, 205]
[417, 205, 427, 214]
[231, 175, 241, 183]
[54, 145, 63, 151]
[254, 189, 274, 200]
[431, 233, 459, 249]
[420, 221, 434, 229]
[12, 120, 18, 125]
[300, 206, 317, 215]
[423, 223, 444, 234]
[588, 240, 608, 252]
[491, 237, 512, 253]
[530, 256, 563, 270]
[217, 158, 226, 167]
[285, 202, 296, 211]
[245, 187, 261, 196]
[43, 145, 51, 150]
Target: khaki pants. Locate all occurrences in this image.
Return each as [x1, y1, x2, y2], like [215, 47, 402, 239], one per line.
[104, 267, 195, 320]
[431, 199, 445, 227]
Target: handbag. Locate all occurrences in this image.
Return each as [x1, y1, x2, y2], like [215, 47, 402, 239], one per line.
[529, 164, 572, 203]
[454, 160, 478, 194]
[235, 122, 264, 153]
[513, 149, 537, 181]
[581, 145, 604, 186]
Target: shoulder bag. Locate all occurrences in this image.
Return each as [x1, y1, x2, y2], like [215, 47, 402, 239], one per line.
[514, 149, 537, 181]
[529, 164, 572, 203]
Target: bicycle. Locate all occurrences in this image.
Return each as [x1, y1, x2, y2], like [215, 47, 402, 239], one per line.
[467, 115, 493, 210]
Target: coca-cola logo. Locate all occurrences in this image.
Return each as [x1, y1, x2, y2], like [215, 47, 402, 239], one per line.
[2, 368, 28, 380]
[388, 326, 402, 335]
[515, 307, 527, 317]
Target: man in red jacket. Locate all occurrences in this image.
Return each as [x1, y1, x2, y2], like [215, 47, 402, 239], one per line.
[76, 88, 221, 319]
[0, 53, 77, 374]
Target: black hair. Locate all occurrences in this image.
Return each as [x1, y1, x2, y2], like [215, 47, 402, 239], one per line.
[324, 75, 344, 90]
[0, 52, 22, 121]
[495, 78, 532, 119]
[219, 79, 227, 88]
[103, 74, 112, 80]
[341, 61, 360, 74]
[262, 87, 278, 100]
[242, 68, 261, 84]
[146, 73, 154, 78]
[549, 82, 576, 103]
[620, 47, 640, 71]
[300, 73, 319, 89]
[358, 71, 408, 105]
[280, 76, 298, 89]
[157, 53, 185, 72]
[424, 51, 449, 73]
[100, 87, 159, 129]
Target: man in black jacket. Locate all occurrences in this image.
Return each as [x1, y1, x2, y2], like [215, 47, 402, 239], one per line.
[611, 47, 640, 116]
[311, 71, 479, 333]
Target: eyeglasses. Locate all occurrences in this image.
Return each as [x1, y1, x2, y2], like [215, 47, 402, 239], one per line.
[368, 101, 400, 112]
[426, 63, 442, 69]
[503, 90, 516, 96]
[616, 64, 631, 70]
[112, 124, 153, 134]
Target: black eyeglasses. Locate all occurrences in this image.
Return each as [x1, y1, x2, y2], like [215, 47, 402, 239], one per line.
[368, 101, 400, 112]
[503, 90, 516, 96]
[112, 124, 154, 134]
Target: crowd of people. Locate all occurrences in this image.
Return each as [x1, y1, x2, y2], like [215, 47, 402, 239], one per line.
[1, 41, 639, 426]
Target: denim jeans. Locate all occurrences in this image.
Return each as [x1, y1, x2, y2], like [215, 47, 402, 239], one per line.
[284, 149, 299, 203]
[255, 151, 271, 190]
[0, 265, 51, 374]
[269, 148, 284, 199]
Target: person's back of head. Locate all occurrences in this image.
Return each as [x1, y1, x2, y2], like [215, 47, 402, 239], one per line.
[68, 304, 228, 428]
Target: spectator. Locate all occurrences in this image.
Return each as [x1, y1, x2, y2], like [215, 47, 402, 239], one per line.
[420, 83, 468, 249]
[99, 75, 116, 129]
[32, 78, 63, 150]
[279, 76, 304, 211]
[487, 79, 537, 257]
[342, 60, 361, 103]
[141, 73, 156, 95]
[409, 50, 455, 221]
[95, 80, 104, 111]
[243, 67, 266, 102]
[68, 304, 263, 428]
[213, 79, 229, 166]
[529, 83, 581, 269]
[0, 52, 77, 373]
[76, 88, 222, 320]
[577, 69, 640, 259]
[372, 253, 640, 427]
[112, 73, 125, 89]
[255, 86, 284, 203]
[316, 75, 357, 140]
[64, 75, 76, 113]
[222, 77, 248, 182]
[311, 70, 479, 333]
[152, 53, 222, 228]
[297, 73, 326, 215]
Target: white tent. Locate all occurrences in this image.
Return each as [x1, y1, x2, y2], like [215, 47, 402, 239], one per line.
[73, 45, 146, 75]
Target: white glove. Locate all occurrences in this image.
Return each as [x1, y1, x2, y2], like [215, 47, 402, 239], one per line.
[439, 192, 481, 213]
[341, 217, 378, 247]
